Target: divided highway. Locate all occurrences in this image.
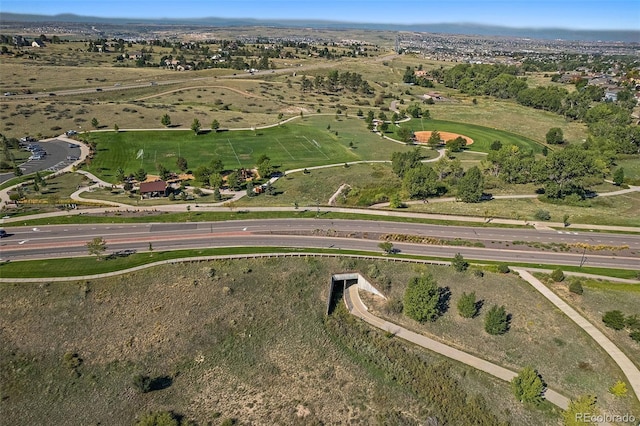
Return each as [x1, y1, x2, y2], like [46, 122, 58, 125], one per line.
[2, 219, 638, 270]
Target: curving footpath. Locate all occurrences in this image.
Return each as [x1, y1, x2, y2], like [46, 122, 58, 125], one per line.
[514, 268, 640, 402]
[344, 283, 571, 410]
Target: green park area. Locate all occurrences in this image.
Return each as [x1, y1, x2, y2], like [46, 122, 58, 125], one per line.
[393, 118, 546, 154]
[84, 116, 420, 183]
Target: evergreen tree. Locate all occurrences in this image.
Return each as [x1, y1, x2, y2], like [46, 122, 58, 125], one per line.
[613, 167, 625, 186]
[457, 292, 478, 318]
[403, 274, 442, 323]
[485, 305, 509, 335]
[451, 252, 469, 272]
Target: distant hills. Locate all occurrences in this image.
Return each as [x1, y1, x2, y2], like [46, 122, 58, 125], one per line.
[1, 12, 638, 43]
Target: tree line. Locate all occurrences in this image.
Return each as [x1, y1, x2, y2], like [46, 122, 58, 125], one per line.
[438, 63, 639, 156]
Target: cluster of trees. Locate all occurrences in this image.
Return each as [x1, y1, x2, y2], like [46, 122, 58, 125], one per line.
[442, 64, 524, 98]
[483, 143, 605, 199]
[0, 133, 20, 173]
[602, 310, 640, 343]
[442, 63, 640, 156]
[390, 149, 486, 202]
[405, 102, 430, 119]
[300, 70, 373, 95]
[402, 66, 435, 87]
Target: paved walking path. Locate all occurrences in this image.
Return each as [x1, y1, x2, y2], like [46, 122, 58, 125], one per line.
[328, 184, 351, 206]
[513, 268, 640, 401]
[344, 284, 571, 410]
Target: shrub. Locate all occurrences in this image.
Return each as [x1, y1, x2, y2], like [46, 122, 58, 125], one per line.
[626, 315, 640, 330]
[609, 380, 628, 397]
[63, 352, 82, 369]
[569, 280, 584, 295]
[550, 268, 564, 282]
[630, 331, 640, 343]
[472, 269, 484, 278]
[496, 264, 510, 274]
[534, 209, 551, 221]
[563, 395, 599, 426]
[485, 305, 509, 335]
[133, 374, 152, 393]
[385, 297, 404, 314]
[602, 310, 626, 330]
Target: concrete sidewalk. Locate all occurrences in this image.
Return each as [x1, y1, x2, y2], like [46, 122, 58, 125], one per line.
[514, 268, 640, 402]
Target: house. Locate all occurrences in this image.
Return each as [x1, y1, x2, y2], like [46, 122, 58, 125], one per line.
[139, 180, 168, 198]
[604, 91, 619, 102]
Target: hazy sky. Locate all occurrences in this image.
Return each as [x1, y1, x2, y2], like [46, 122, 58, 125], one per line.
[2, 0, 639, 30]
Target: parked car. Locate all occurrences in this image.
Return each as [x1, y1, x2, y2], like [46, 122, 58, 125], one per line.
[66, 130, 78, 136]
[67, 156, 79, 161]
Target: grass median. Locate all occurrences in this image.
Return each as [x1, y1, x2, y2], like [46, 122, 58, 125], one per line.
[1, 246, 637, 280]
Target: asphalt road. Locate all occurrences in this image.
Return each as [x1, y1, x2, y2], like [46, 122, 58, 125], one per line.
[1, 220, 638, 269]
[0, 139, 81, 184]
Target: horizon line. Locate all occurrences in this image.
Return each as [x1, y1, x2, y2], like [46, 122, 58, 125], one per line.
[1, 11, 638, 33]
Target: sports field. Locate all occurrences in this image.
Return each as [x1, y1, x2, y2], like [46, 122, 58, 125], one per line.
[84, 116, 422, 182]
[395, 118, 546, 154]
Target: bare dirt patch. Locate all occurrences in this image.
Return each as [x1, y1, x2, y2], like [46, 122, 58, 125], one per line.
[414, 130, 474, 145]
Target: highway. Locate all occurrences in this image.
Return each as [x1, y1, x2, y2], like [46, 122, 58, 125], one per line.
[1, 219, 638, 269]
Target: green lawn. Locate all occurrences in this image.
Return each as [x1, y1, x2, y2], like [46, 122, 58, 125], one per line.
[616, 156, 640, 185]
[84, 116, 418, 183]
[394, 118, 546, 154]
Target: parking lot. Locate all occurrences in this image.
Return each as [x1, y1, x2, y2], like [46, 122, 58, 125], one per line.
[0, 138, 82, 184]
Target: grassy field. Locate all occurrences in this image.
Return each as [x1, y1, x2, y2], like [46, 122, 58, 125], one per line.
[0, 257, 553, 425]
[394, 118, 546, 154]
[405, 192, 640, 227]
[537, 275, 640, 372]
[617, 156, 640, 185]
[361, 263, 640, 417]
[83, 115, 419, 183]
[235, 162, 404, 207]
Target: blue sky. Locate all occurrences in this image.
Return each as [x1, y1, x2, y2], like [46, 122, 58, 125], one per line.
[2, 0, 639, 30]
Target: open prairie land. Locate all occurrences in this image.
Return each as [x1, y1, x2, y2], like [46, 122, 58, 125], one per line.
[0, 257, 556, 425]
[406, 192, 640, 227]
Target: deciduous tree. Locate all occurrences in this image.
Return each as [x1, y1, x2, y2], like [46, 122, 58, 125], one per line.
[457, 166, 484, 203]
[511, 367, 545, 405]
[545, 127, 564, 144]
[402, 163, 438, 199]
[190, 118, 201, 135]
[86, 236, 107, 260]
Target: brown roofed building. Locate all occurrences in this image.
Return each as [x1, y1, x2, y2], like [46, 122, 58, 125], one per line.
[139, 180, 168, 198]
